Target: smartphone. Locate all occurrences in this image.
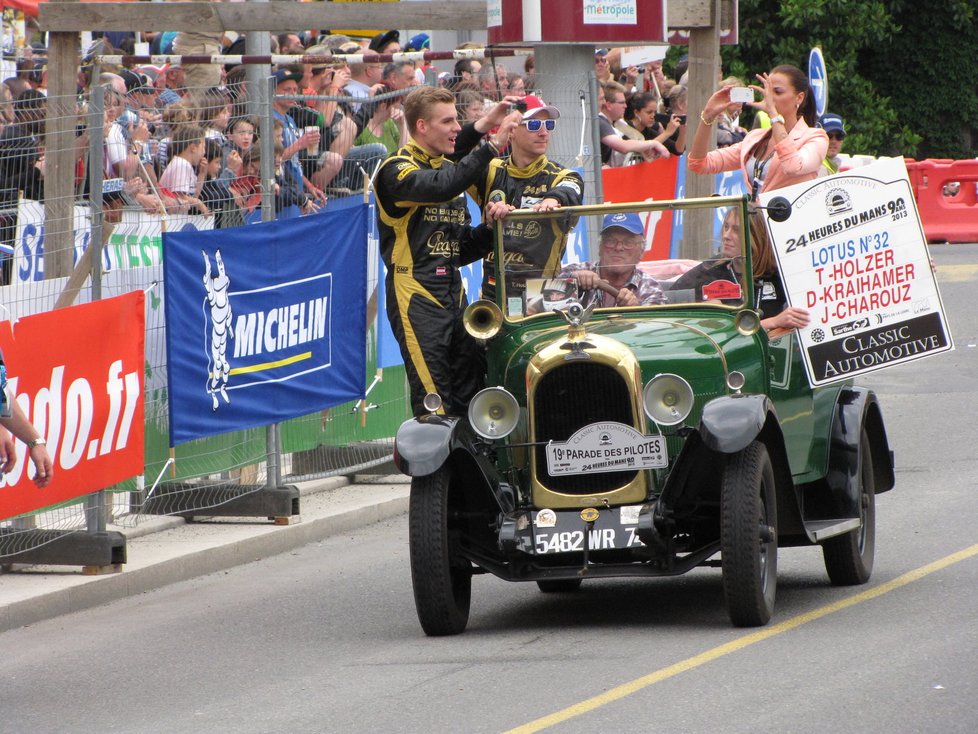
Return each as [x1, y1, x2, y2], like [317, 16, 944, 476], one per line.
[729, 87, 754, 104]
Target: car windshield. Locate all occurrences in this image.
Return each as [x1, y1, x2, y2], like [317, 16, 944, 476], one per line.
[490, 197, 754, 322]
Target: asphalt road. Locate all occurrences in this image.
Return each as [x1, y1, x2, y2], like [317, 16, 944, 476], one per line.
[2, 245, 976, 734]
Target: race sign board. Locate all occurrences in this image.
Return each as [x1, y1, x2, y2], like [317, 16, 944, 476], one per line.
[760, 157, 953, 386]
[546, 421, 667, 475]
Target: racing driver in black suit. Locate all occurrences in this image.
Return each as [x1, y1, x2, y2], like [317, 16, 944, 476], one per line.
[375, 86, 519, 416]
[474, 96, 584, 301]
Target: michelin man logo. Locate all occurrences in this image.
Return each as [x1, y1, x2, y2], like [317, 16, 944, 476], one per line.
[202, 249, 234, 411]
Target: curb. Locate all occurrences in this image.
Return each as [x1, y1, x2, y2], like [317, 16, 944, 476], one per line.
[0, 476, 409, 633]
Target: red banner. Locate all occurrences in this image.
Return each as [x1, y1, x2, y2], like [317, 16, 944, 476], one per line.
[602, 157, 679, 261]
[0, 292, 145, 520]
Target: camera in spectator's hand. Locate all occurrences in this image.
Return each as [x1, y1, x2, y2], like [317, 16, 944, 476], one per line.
[512, 100, 527, 113]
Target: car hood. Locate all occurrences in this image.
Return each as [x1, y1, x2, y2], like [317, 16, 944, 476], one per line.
[495, 313, 753, 390]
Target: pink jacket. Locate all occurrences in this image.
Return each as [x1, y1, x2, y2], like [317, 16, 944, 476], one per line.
[688, 119, 828, 196]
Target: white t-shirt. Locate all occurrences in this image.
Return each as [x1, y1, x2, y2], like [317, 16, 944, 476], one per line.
[160, 155, 196, 194]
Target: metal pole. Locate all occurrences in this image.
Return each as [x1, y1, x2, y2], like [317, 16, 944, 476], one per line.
[86, 83, 107, 533]
[261, 74, 281, 488]
[587, 70, 605, 262]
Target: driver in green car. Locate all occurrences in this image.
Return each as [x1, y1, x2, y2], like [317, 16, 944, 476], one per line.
[557, 212, 667, 307]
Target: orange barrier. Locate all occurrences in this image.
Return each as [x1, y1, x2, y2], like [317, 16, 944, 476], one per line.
[904, 157, 978, 243]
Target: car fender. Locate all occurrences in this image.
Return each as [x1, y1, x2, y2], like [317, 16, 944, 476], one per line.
[829, 387, 895, 505]
[393, 415, 459, 477]
[698, 394, 776, 454]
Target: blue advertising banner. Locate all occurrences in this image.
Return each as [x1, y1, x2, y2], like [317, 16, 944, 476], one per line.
[163, 200, 368, 445]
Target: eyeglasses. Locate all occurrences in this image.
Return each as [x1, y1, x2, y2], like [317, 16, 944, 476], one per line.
[601, 237, 644, 251]
[522, 118, 556, 132]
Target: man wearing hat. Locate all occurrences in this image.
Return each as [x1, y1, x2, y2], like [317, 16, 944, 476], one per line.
[272, 66, 326, 207]
[118, 69, 161, 131]
[473, 96, 584, 300]
[369, 30, 401, 55]
[817, 112, 846, 177]
[558, 213, 666, 308]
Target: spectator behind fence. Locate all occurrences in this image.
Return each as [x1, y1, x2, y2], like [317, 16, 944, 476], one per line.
[159, 63, 187, 107]
[159, 124, 210, 214]
[715, 76, 748, 148]
[655, 83, 688, 156]
[345, 54, 383, 113]
[477, 63, 509, 102]
[271, 65, 327, 206]
[622, 91, 681, 150]
[355, 83, 407, 156]
[599, 82, 669, 166]
[200, 137, 244, 228]
[455, 88, 485, 125]
[0, 90, 47, 206]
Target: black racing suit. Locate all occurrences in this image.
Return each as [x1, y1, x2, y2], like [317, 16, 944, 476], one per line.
[473, 155, 584, 301]
[375, 140, 500, 416]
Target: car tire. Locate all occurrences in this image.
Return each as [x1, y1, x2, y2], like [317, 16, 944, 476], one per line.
[409, 465, 471, 636]
[721, 441, 778, 627]
[536, 579, 583, 593]
[822, 430, 876, 585]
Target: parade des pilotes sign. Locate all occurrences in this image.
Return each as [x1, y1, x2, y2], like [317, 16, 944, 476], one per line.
[760, 157, 953, 386]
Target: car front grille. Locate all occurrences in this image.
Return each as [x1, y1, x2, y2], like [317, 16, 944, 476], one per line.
[533, 361, 637, 494]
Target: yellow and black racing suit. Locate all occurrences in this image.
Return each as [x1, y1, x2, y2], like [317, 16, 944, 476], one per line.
[473, 155, 584, 300]
[375, 140, 500, 416]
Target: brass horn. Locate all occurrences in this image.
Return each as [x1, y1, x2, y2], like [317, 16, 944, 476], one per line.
[463, 299, 504, 341]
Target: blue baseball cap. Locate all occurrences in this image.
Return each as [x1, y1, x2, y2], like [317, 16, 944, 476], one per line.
[601, 212, 644, 236]
[819, 113, 846, 138]
[407, 33, 430, 52]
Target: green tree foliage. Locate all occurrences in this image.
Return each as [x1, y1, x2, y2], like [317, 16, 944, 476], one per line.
[717, 0, 925, 157]
[861, 0, 978, 158]
[666, 1, 978, 158]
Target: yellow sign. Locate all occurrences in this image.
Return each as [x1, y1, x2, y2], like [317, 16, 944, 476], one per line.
[330, 0, 399, 40]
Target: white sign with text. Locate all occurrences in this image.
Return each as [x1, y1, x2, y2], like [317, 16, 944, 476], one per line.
[760, 157, 952, 386]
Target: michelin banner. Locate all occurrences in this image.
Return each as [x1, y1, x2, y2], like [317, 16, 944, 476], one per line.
[163, 200, 368, 445]
[760, 157, 952, 386]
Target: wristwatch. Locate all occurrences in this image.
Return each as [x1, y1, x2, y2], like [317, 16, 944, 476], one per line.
[27, 438, 45, 449]
[769, 114, 785, 126]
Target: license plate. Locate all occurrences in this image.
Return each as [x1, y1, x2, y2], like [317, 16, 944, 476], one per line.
[533, 505, 645, 555]
[545, 421, 668, 475]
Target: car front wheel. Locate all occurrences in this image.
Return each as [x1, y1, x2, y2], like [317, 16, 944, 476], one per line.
[721, 441, 778, 627]
[409, 465, 472, 636]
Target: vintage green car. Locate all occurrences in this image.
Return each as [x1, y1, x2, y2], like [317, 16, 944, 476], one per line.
[393, 196, 894, 636]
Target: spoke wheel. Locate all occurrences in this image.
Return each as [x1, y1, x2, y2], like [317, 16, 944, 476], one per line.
[721, 441, 778, 627]
[409, 465, 471, 636]
[823, 431, 876, 585]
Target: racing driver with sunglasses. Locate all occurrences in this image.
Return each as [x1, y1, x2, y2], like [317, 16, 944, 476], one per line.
[474, 96, 584, 300]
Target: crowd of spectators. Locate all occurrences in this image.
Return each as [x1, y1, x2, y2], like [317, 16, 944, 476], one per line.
[0, 26, 749, 273]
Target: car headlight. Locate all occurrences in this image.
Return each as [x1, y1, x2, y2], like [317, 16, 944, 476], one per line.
[643, 373, 694, 426]
[468, 387, 520, 439]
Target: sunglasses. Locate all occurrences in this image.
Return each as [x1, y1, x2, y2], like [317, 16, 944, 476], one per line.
[522, 118, 556, 132]
[827, 132, 845, 140]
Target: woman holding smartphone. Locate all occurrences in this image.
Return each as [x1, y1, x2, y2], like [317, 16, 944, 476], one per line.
[688, 64, 827, 200]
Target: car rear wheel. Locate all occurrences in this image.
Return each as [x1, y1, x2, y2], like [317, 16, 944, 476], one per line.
[536, 579, 583, 593]
[409, 465, 471, 636]
[822, 430, 876, 585]
[721, 441, 778, 627]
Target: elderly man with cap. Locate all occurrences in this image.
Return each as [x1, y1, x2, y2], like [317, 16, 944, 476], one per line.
[817, 112, 846, 177]
[558, 213, 666, 308]
[473, 96, 584, 300]
[272, 65, 326, 207]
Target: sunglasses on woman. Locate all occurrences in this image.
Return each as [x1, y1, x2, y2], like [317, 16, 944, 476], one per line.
[522, 118, 556, 132]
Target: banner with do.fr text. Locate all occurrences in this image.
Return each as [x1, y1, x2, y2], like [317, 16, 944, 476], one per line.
[0, 291, 146, 521]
